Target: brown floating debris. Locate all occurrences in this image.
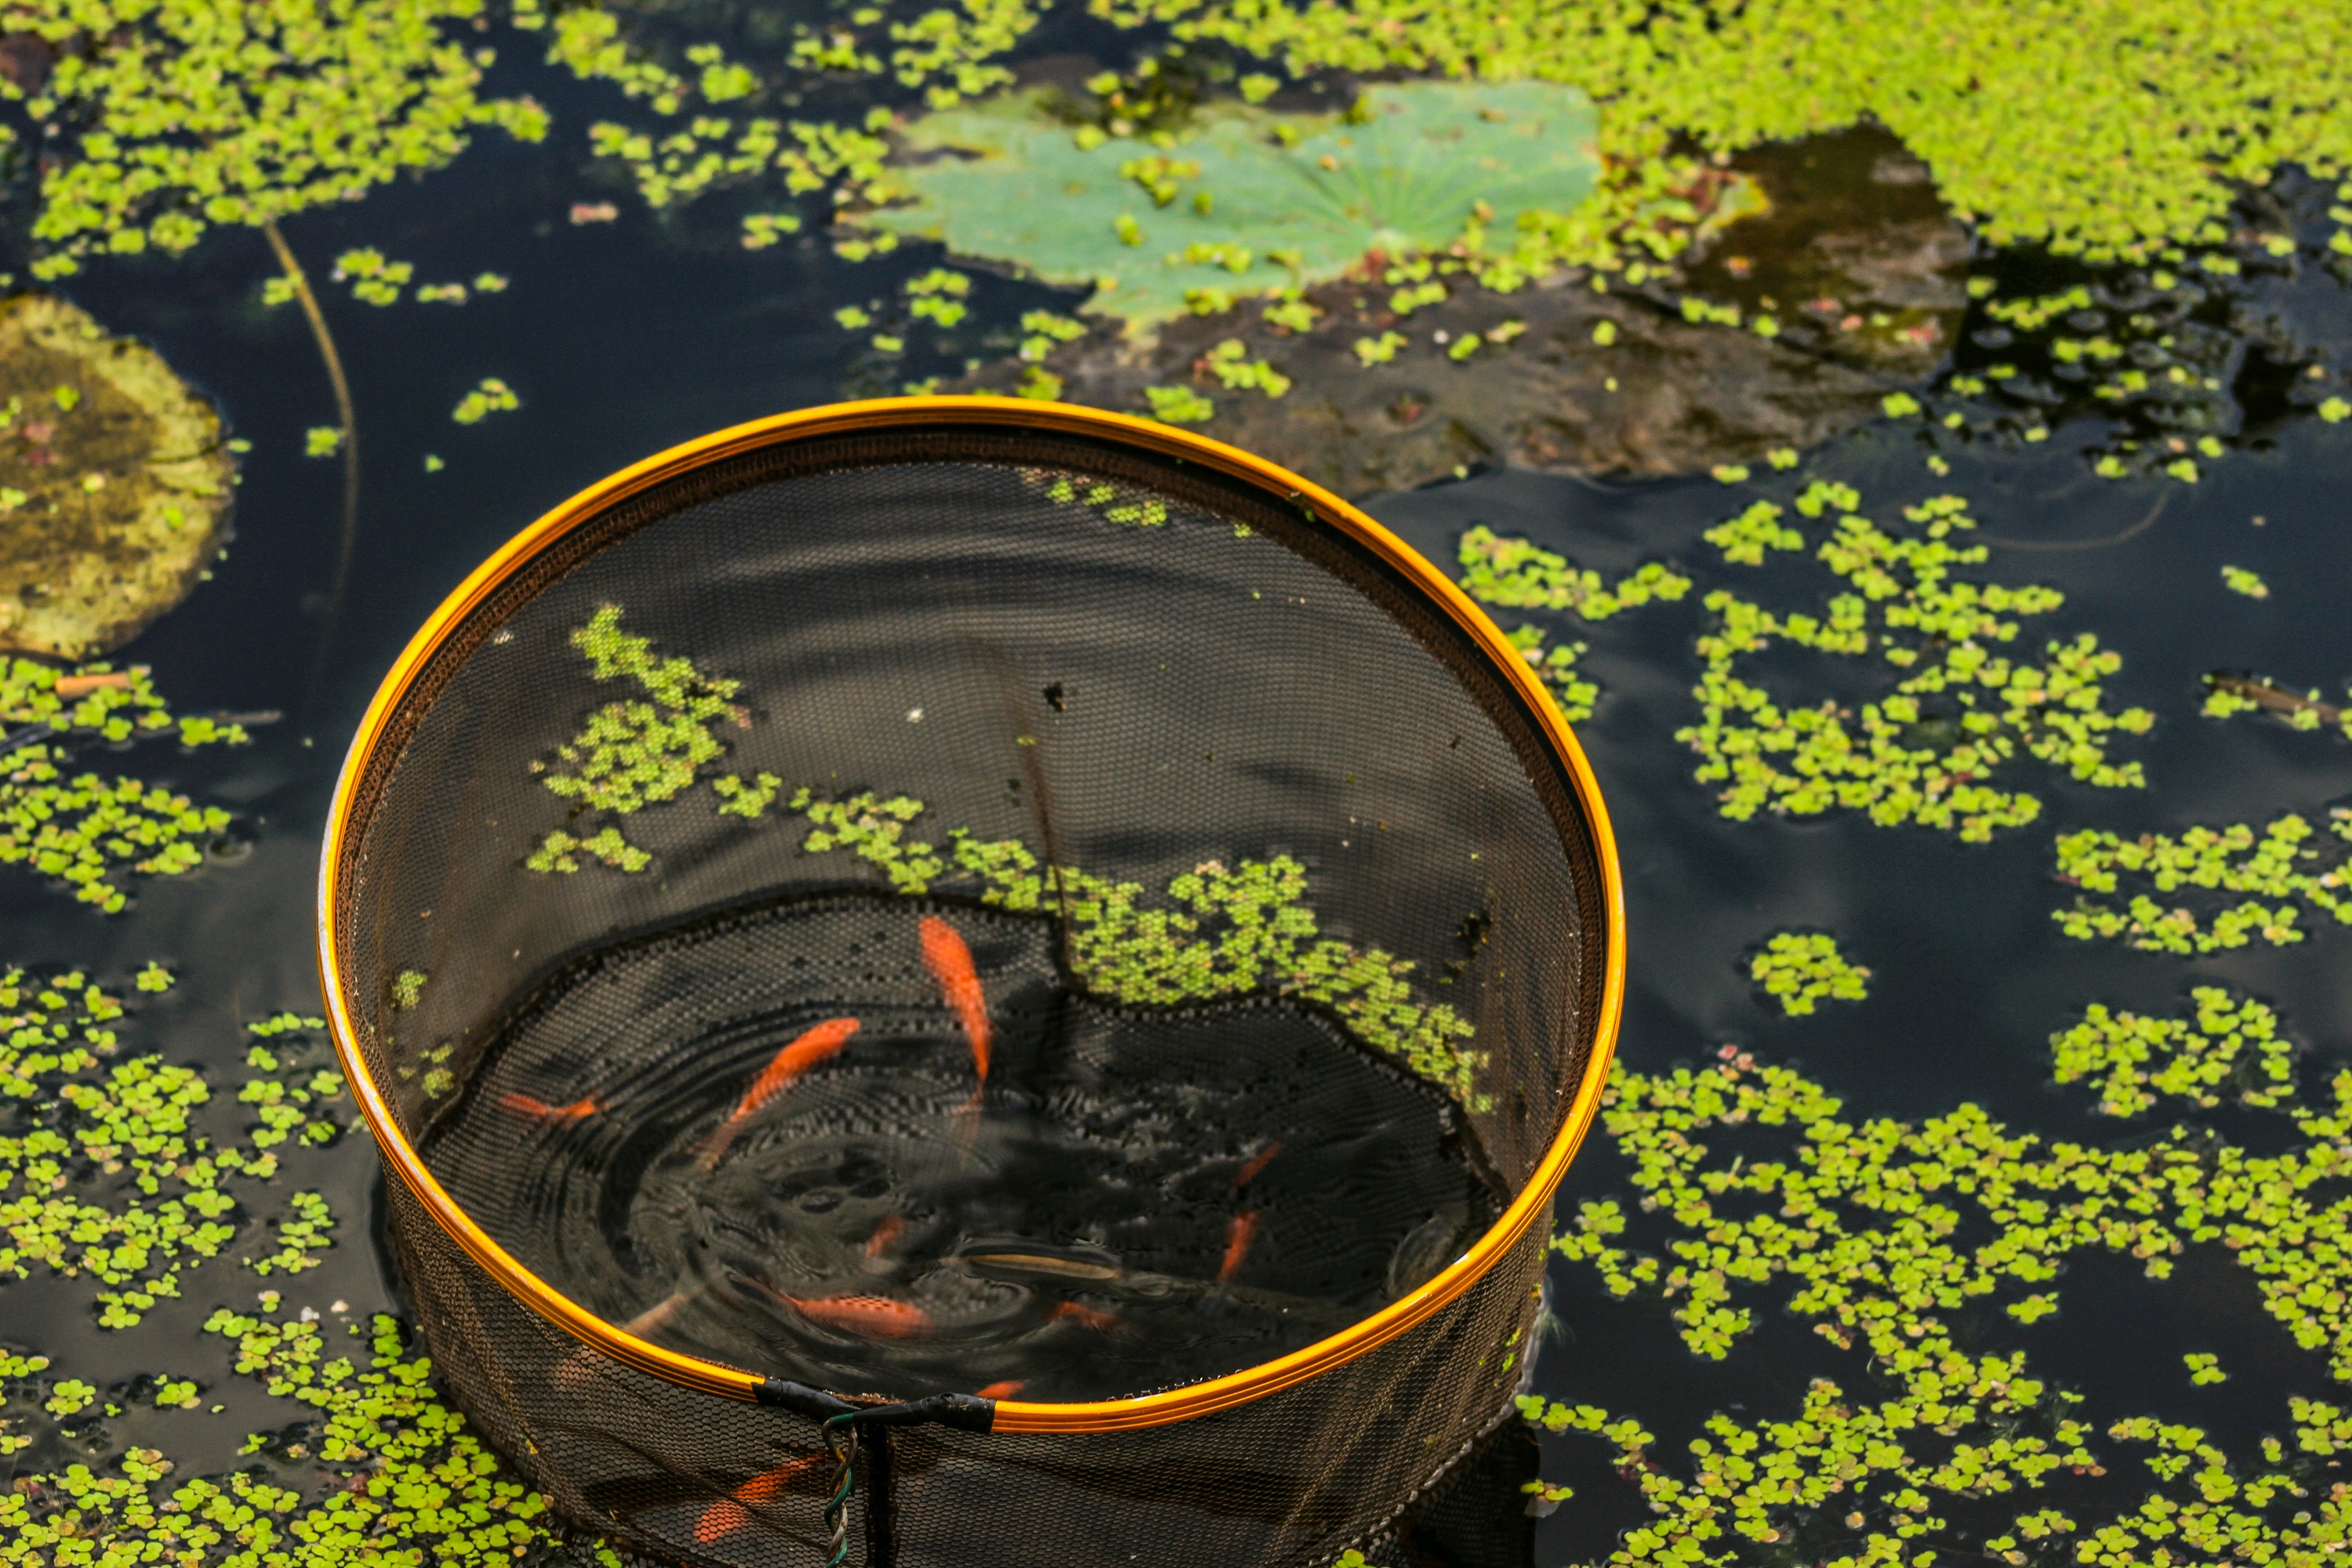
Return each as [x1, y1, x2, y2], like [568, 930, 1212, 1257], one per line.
[2207, 673, 2342, 728]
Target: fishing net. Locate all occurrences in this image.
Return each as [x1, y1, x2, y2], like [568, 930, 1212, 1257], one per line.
[320, 399, 1623, 1568]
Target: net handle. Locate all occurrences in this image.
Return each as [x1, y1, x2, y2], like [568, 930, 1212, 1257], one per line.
[316, 396, 1627, 1435]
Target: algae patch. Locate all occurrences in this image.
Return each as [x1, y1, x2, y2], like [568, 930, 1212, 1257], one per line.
[0, 294, 232, 659]
[858, 80, 1598, 330]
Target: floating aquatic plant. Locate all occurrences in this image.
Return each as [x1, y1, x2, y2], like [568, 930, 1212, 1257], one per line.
[790, 789, 1486, 1105]
[0, 1309, 571, 1568]
[1454, 528, 1689, 725]
[1201, 339, 1290, 397]
[1679, 484, 2152, 841]
[1747, 931, 1870, 1017]
[0, 0, 547, 278]
[539, 5, 899, 216]
[0, 658, 244, 912]
[524, 606, 744, 877]
[449, 378, 520, 425]
[0, 974, 340, 1329]
[0, 294, 236, 659]
[1505, 627, 1595, 724]
[328, 249, 416, 307]
[2201, 673, 2349, 736]
[1107, 0, 2352, 267]
[2053, 811, 2352, 953]
[1534, 990, 2352, 1568]
[1145, 383, 1216, 423]
[2050, 986, 2294, 1116]
[1900, 209, 2349, 485]
[855, 81, 1597, 330]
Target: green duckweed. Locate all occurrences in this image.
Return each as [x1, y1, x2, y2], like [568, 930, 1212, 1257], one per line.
[855, 81, 1599, 330]
[2050, 987, 2295, 1116]
[1202, 339, 1290, 397]
[327, 249, 415, 307]
[0, 1310, 572, 1568]
[0, 659, 244, 912]
[1144, 384, 1216, 423]
[2053, 811, 2352, 953]
[1679, 485, 2151, 841]
[1456, 526, 1690, 724]
[2222, 566, 2271, 600]
[1504, 627, 1596, 724]
[1, 974, 341, 1329]
[517, 608, 1479, 1099]
[792, 789, 1486, 1105]
[1748, 931, 1870, 1017]
[1018, 310, 1090, 362]
[2, 0, 548, 279]
[524, 605, 744, 876]
[2201, 674, 2349, 736]
[1457, 528, 1692, 621]
[1534, 990, 2352, 1568]
[1106, 0, 2352, 267]
[448, 378, 519, 425]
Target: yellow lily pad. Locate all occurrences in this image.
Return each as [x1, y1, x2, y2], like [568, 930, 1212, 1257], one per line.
[0, 292, 233, 658]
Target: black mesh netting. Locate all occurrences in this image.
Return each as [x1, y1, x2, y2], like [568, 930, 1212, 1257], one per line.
[328, 417, 1613, 1568]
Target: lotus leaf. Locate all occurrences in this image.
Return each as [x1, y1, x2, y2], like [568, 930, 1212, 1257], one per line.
[859, 81, 1597, 330]
[0, 294, 233, 658]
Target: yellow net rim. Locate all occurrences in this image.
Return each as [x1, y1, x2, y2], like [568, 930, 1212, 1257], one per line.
[315, 397, 1627, 1435]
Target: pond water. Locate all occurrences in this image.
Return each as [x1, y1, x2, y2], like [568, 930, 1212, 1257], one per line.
[5, 13, 2352, 1568]
[429, 894, 1495, 1404]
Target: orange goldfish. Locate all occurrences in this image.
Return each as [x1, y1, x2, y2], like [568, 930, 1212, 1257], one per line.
[1218, 1211, 1259, 1284]
[786, 1293, 931, 1339]
[974, 1380, 1025, 1400]
[1048, 1300, 1123, 1332]
[497, 1092, 600, 1123]
[693, 1455, 824, 1544]
[865, 1215, 906, 1258]
[622, 1290, 692, 1338]
[1233, 1142, 1283, 1191]
[694, 1017, 861, 1170]
[919, 916, 989, 1087]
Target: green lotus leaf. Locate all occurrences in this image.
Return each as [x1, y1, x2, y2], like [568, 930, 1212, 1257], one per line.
[858, 81, 1598, 331]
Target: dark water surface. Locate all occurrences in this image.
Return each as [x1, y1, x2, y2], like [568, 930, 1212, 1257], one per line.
[426, 895, 1494, 1403]
[5, 34, 2352, 1565]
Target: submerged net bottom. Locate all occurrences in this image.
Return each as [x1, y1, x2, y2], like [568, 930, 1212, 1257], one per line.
[423, 895, 1500, 1406]
[387, 1167, 1548, 1568]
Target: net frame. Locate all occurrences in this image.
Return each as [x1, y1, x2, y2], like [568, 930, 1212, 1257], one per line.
[317, 396, 1625, 1438]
